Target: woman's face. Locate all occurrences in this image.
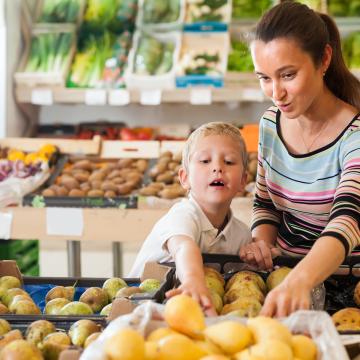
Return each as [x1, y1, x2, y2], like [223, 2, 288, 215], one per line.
[250, 38, 328, 118]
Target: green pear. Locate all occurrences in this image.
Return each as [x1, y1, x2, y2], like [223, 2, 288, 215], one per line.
[11, 299, 41, 315]
[84, 332, 101, 348]
[0, 319, 11, 336]
[0, 276, 21, 291]
[69, 319, 101, 347]
[0, 339, 43, 359]
[0, 329, 23, 349]
[0, 303, 9, 314]
[42, 332, 71, 347]
[139, 278, 161, 293]
[102, 278, 127, 301]
[9, 295, 34, 312]
[41, 341, 69, 360]
[25, 320, 56, 348]
[0, 286, 6, 299]
[100, 303, 112, 316]
[115, 286, 142, 299]
[59, 301, 93, 316]
[44, 298, 70, 315]
[45, 286, 75, 303]
[2, 288, 29, 306]
[266, 267, 292, 291]
[79, 287, 108, 313]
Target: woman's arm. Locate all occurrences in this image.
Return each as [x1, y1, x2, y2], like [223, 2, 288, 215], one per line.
[261, 235, 345, 317]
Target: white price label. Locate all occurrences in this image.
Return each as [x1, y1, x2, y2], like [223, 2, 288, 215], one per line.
[46, 208, 84, 236]
[31, 89, 53, 105]
[140, 90, 162, 105]
[0, 212, 12, 239]
[241, 88, 264, 102]
[85, 90, 107, 105]
[108, 89, 130, 106]
[190, 88, 212, 105]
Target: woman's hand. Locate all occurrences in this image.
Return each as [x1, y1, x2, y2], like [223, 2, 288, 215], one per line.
[165, 277, 217, 317]
[260, 278, 312, 317]
[239, 240, 281, 271]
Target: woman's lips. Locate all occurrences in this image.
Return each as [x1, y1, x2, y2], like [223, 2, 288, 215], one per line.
[277, 103, 291, 112]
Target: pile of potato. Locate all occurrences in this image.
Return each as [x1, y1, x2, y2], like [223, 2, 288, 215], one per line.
[139, 151, 187, 199]
[203, 266, 292, 317]
[41, 158, 148, 197]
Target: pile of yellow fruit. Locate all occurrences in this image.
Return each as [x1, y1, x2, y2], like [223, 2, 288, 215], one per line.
[103, 294, 318, 360]
[6, 144, 57, 165]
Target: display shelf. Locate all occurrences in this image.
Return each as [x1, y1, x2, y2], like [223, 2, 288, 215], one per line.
[15, 83, 265, 105]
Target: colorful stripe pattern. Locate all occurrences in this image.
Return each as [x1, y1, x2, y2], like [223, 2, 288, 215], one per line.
[252, 106, 360, 255]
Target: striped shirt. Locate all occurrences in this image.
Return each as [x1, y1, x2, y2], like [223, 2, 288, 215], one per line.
[252, 106, 360, 256]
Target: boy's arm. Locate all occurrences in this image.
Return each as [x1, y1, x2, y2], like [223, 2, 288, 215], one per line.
[165, 235, 217, 316]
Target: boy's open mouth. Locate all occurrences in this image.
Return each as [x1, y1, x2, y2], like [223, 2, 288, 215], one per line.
[210, 180, 224, 186]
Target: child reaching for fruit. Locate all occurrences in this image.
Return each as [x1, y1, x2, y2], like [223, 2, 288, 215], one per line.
[128, 122, 252, 315]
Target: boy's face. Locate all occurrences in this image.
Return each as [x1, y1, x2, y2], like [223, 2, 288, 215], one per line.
[179, 134, 246, 209]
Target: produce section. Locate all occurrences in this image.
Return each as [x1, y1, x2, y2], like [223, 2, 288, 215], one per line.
[2, 1, 360, 359]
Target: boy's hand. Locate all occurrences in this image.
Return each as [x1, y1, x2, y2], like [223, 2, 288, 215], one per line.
[165, 278, 217, 317]
[239, 240, 281, 271]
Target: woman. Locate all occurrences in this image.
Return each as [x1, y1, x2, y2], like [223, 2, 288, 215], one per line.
[239, 1, 360, 317]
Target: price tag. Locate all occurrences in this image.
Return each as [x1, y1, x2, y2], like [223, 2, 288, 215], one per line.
[46, 208, 83, 236]
[31, 89, 53, 105]
[85, 90, 107, 105]
[0, 212, 12, 239]
[108, 89, 130, 106]
[140, 90, 162, 105]
[241, 88, 264, 102]
[190, 88, 212, 105]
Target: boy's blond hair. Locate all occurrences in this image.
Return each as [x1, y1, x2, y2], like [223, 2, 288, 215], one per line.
[182, 122, 248, 171]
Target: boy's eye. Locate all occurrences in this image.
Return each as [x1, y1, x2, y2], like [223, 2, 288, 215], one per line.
[225, 160, 234, 165]
[200, 159, 210, 164]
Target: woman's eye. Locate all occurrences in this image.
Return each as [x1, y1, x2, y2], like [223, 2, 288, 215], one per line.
[282, 72, 295, 79]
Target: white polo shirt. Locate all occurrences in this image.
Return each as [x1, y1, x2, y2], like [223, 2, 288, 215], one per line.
[128, 196, 251, 277]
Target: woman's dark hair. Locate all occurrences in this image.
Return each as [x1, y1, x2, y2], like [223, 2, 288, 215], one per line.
[254, 1, 360, 109]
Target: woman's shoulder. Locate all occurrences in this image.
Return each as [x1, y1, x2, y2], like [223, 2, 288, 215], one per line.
[260, 105, 278, 127]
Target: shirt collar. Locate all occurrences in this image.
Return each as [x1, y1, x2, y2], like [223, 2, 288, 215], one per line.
[188, 194, 234, 237]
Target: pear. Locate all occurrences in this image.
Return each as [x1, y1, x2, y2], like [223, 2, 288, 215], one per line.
[9, 295, 34, 312]
[164, 294, 205, 339]
[84, 332, 101, 348]
[11, 299, 41, 315]
[221, 297, 262, 317]
[45, 286, 74, 303]
[201, 356, 230, 360]
[204, 321, 252, 355]
[2, 288, 29, 307]
[100, 303, 112, 316]
[224, 284, 265, 305]
[44, 298, 70, 315]
[242, 340, 293, 360]
[42, 332, 71, 347]
[0, 287, 6, 299]
[115, 286, 142, 298]
[247, 316, 292, 345]
[291, 334, 317, 360]
[0, 276, 21, 291]
[204, 267, 225, 286]
[102, 278, 128, 301]
[205, 277, 225, 298]
[0, 303, 9, 314]
[69, 319, 101, 347]
[266, 267, 292, 291]
[41, 341, 69, 360]
[195, 340, 224, 356]
[26, 320, 56, 347]
[157, 333, 207, 360]
[139, 279, 161, 293]
[59, 301, 93, 316]
[0, 339, 43, 359]
[79, 287, 108, 313]
[209, 290, 223, 314]
[145, 341, 158, 360]
[147, 327, 179, 342]
[226, 271, 266, 293]
[0, 329, 23, 350]
[0, 319, 11, 336]
[104, 328, 145, 360]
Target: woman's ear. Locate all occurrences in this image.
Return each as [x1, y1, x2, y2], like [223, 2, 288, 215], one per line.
[178, 166, 190, 190]
[322, 44, 332, 74]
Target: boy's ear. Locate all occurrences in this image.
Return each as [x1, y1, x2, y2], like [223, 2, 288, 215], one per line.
[178, 166, 190, 190]
[239, 171, 247, 192]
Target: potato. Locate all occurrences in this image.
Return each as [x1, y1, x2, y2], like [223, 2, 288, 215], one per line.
[126, 173, 142, 185]
[112, 177, 125, 185]
[172, 152, 182, 163]
[135, 159, 148, 173]
[156, 172, 174, 184]
[117, 159, 133, 168]
[104, 190, 117, 198]
[160, 151, 173, 159]
[72, 171, 90, 183]
[89, 171, 106, 182]
[68, 189, 85, 197]
[148, 182, 164, 190]
[116, 184, 132, 195]
[42, 188, 56, 197]
[59, 176, 79, 190]
[80, 182, 91, 193]
[87, 190, 104, 197]
[56, 186, 69, 196]
[107, 170, 122, 180]
[91, 180, 102, 190]
[72, 159, 93, 171]
[101, 181, 118, 192]
[139, 186, 159, 196]
[158, 188, 181, 199]
[167, 162, 179, 171]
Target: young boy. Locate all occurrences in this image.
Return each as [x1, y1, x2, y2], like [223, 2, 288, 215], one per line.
[128, 122, 251, 314]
